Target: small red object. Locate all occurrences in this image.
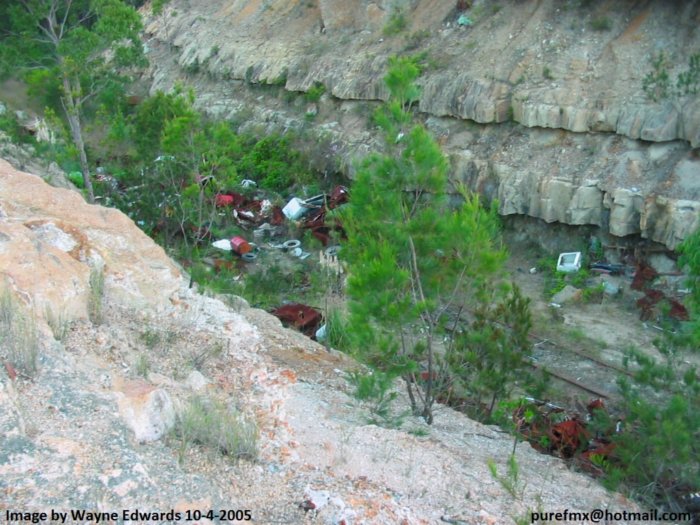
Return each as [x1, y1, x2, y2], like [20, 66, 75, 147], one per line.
[230, 236, 252, 255]
[216, 194, 235, 207]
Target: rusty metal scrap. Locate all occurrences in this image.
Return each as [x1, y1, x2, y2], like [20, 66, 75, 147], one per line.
[271, 303, 323, 338]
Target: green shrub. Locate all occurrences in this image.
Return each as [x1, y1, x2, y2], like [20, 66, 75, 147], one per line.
[45, 307, 70, 342]
[304, 81, 326, 103]
[346, 369, 404, 428]
[67, 171, 85, 188]
[643, 51, 700, 101]
[383, 9, 408, 36]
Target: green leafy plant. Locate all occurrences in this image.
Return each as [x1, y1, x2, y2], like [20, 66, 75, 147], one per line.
[346, 370, 404, 428]
[0, 0, 145, 202]
[135, 353, 150, 378]
[643, 51, 700, 101]
[45, 307, 70, 342]
[447, 285, 539, 420]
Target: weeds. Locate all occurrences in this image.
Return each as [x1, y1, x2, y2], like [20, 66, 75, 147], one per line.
[643, 51, 700, 101]
[45, 306, 70, 342]
[304, 81, 326, 103]
[383, 9, 408, 36]
[487, 454, 525, 499]
[135, 353, 150, 377]
[325, 308, 349, 351]
[346, 369, 405, 428]
[88, 267, 105, 325]
[173, 395, 258, 463]
[0, 289, 39, 377]
[188, 341, 225, 371]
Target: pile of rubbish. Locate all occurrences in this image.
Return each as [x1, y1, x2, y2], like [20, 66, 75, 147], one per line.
[513, 398, 622, 475]
[211, 185, 349, 340]
[213, 185, 349, 260]
[631, 261, 689, 322]
[283, 185, 349, 246]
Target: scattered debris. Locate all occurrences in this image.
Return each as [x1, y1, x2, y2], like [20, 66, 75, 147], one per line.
[514, 398, 619, 471]
[589, 262, 626, 276]
[633, 260, 689, 322]
[457, 14, 473, 26]
[601, 280, 620, 296]
[231, 236, 252, 255]
[271, 303, 323, 338]
[212, 239, 232, 251]
[299, 185, 349, 246]
[283, 197, 314, 220]
[556, 252, 581, 273]
[631, 261, 658, 291]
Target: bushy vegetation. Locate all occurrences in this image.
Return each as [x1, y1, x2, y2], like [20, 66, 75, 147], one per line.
[0, 0, 145, 202]
[643, 51, 700, 102]
[173, 395, 258, 463]
[340, 56, 536, 424]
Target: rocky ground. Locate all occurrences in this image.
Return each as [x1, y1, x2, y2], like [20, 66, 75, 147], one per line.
[0, 160, 653, 524]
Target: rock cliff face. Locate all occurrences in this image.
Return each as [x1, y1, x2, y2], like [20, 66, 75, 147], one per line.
[141, 0, 700, 249]
[0, 158, 181, 324]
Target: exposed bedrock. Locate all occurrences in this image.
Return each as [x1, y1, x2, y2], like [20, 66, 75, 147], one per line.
[141, 0, 700, 249]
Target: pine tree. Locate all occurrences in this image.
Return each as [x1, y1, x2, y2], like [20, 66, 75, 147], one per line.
[341, 56, 508, 424]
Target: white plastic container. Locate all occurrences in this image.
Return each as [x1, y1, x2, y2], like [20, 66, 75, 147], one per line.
[282, 198, 306, 220]
[556, 252, 582, 273]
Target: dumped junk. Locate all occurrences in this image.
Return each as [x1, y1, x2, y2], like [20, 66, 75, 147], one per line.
[632, 260, 689, 322]
[556, 252, 582, 273]
[299, 185, 350, 246]
[320, 245, 343, 274]
[216, 191, 285, 226]
[230, 236, 252, 255]
[211, 236, 257, 261]
[513, 398, 621, 471]
[271, 303, 323, 338]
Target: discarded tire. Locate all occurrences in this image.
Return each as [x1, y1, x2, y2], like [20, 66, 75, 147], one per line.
[325, 245, 341, 257]
[241, 252, 257, 262]
[283, 239, 301, 250]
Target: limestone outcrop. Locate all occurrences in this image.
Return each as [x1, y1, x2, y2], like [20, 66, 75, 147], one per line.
[140, 0, 700, 250]
[0, 158, 182, 326]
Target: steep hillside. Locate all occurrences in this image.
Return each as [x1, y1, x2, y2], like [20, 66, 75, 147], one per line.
[1, 160, 646, 523]
[141, 0, 700, 250]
